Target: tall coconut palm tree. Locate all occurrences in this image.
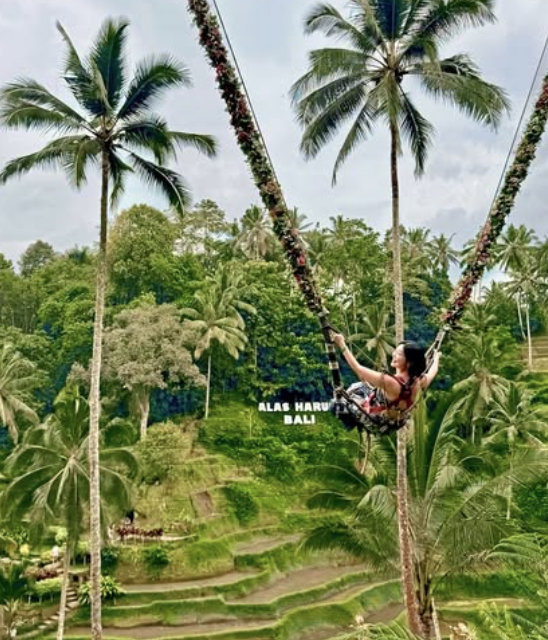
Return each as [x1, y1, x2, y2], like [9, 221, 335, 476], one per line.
[289, 6, 508, 623]
[0, 19, 216, 638]
[182, 265, 256, 418]
[0, 344, 39, 444]
[1, 386, 137, 640]
[351, 304, 395, 369]
[237, 205, 275, 260]
[290, 0, 508, 342]
[504, 256, 546, 370]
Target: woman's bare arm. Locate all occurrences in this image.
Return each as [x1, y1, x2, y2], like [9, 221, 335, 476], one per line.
[332, 333, 401, 396]
[421, 352, 441, 389]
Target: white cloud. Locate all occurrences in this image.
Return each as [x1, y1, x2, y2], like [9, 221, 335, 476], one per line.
[1, 0, 548, 263]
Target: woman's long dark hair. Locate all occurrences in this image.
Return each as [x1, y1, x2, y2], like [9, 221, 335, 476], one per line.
[400, 341, 427, 382]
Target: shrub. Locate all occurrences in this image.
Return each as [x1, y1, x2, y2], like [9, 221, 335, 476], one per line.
[78, 576, 125, 605]
[101, 546, 120, 575]
[31, 577, 62, 602]
[141, 545, 170, 574]
[136, 422, 183, 484]
[224, 483, 259, 525]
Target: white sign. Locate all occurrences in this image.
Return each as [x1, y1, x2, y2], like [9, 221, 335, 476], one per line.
[258, 401, 330, 425]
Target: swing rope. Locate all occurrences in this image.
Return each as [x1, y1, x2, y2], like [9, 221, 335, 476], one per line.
[187, 0, 548, 434]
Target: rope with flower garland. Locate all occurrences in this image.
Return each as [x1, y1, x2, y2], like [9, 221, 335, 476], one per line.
[187, 0, 344, 396]
[436, 68, 548, 347]
[188, 0, 548, 429]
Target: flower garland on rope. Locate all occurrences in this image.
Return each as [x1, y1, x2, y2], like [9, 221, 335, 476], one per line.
[187, 0, 323, 317]
[442, 75, 548, 329]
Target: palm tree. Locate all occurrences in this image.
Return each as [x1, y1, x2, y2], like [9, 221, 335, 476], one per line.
[305, 401, 548, 639]
[291, 0, 508, 342]
[0, 344, 38, 443]
[504, 256, 546, 370]
[351, 304, 394, 368]
[427, 234, 460, 275]
[236, 205, 275, 260]
[182, 265, 256, 418]
[1, 386, 137, 640]
[288, 207, 313, 234]
[290, 8, 507, 625]
[0, 562, 30, 640]
[496, 224, 538, 273]
[486, 382, 548, 519]
[479, 533, 548, 640]
[444, 329, 513, 443]
[306, 229, 330, 279]
[0, 19, 216, 638]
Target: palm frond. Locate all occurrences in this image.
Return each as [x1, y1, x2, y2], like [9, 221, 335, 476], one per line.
[299, 83, 367, 159]
[56, 21, 106, 117]
[397, 88, 434, 175]
[0, 79, 88, 126]
[120, 115, 174, 162]
[405, 0, 496, 47]
[304, 2, 379, 52]
[332, 99, 377, 184]
[89, 17, 129, 111]
[414, 54, 510, 129]
[108, 150, 133, 208]
[117, 55, 191, 121]
[170, 131, 217, 158]
[0, 100, 85, 134]
[127, 151, 190, 214]
[0, 136, 92, 185]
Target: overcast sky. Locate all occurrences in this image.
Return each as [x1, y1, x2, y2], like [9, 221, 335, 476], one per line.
[0, 0, 547, 265]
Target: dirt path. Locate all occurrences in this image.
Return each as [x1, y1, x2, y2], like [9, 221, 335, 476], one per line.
[124, 570, 259, 593]
[234, 564, 369, 604]
[442, 597, 525, 608]
[233, 534, 301, 555]
[363, 602, 404, 624]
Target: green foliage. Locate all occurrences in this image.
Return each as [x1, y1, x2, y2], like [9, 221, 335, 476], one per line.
[223, 483, 259, 525]
[31, 577, 62, 601]
[185, 539, 231, 570]
[136, 421, 184, 484]
[201, 402, 354, 482]
[101, 546, 121, 576]
[78, 575, 125, 605]
[141, 545, 170, 574]
[108, 204, 187, 304]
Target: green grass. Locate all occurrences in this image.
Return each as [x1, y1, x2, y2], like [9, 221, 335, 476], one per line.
[64, 579, 400, 640]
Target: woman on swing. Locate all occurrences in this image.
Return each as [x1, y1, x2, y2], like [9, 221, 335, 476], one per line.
[331, 333, 441, 433]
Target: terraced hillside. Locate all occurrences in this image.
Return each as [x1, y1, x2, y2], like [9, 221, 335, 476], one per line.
[26, 413, 535, 640]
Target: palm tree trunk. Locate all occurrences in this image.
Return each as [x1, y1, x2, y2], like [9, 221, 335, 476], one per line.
[88, 149, 109, 640]
[525, 302, 533, 370]
[56, 547, 71, 640]
[516, 292, 526, 340]
[390, 120, 423, 638]
[205, 352, 212, 419]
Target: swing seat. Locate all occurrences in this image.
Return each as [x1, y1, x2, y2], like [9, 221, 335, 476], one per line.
[330, 382, 410, 436]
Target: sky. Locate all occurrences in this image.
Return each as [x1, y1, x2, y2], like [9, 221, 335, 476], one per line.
[0, 0, 547, 266]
